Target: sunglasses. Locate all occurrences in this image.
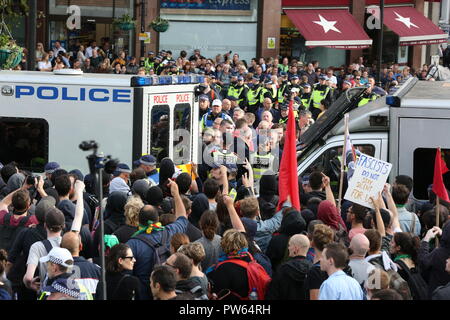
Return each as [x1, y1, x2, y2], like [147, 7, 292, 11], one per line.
[122, 256, 134, 260]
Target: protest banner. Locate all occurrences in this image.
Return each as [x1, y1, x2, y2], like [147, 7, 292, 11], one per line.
[344, 153, 392, 208]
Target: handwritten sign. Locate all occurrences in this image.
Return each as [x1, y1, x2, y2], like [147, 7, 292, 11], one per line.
[344, 153, 392, 209]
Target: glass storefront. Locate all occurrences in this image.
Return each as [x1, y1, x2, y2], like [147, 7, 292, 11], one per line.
[47, 0, 134, 56]
[159, 0, 259, 63]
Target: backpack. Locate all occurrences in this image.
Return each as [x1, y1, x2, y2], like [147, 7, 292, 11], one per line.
[368, 256, 413, 300]
[0, 213, 31, 252]
[395, 259, 428, 300]
[216, 253, 271, 300]
[132, 229, 171, 267]
[7, 227, 46, 285]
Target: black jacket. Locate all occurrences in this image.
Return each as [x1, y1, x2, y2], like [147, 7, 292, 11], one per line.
[419, 222, 450, 297]
[266, 211, 306, 272]
[266, 256, 312, 300]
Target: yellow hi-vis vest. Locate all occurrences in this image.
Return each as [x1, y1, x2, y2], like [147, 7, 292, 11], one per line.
[357, 93, 379, 107]
[311, 85, 330, 109]
[250, 153, 274, 181]
[247, 86, 263, 106]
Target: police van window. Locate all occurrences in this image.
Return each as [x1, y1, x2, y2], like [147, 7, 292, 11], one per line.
[0, 118, 49, 172]
[413, 148, 450, 200]
[302, 144, 375, 194]
[150, 105, 170, 164]
[173, 104, 191, 165]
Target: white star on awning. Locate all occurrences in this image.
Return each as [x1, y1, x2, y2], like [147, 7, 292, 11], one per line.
[313, 15, 341, 34]
[394, 12, 419, 29]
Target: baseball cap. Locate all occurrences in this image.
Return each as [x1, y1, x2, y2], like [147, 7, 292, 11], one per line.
[35, 196, 56, 223]
[40, 247, 74, 268]
[264, 79, 273, 85]
[44, 162, 60, 174]
[252, 76, 260, 81]
[134, 155, 156, 167]
[343, 80, 352, 86]
[280, 72, 287, 76]
[199, 94, 209, 101]
[280, 104, 288, 110]
[302, 83, 311, 88]
[212, 99, 222, 107]
[237, 76, 244, 81]
[148, 51, 154, 55]
[210, 75, 216, 79]
[291, 75, 299, 80]
[69, 169, 84, 182]
[227, 95, 238, 101]
[302, 175, 310, 185]
[42, 277, 81, 299]
[231, 74, 238, 79]
[319, 74, 327, 80]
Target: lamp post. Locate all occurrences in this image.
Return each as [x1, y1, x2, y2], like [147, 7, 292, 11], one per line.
[377, 0, 385, 86]
[140, 0, 146, 59]
[27, 0, 37, 71]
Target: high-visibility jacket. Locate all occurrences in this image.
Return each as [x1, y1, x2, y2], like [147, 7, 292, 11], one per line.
[357, 92, 379, 107]
[212, 149, 238, 166]
[250, 152, 274, 181]
[144, 58, 155, 73]
[262, 86, 278, 103]
[38, 282, 93, 300]
[247, 84, 264, 107]
[277, 82, 289, 104]
[311, 84, 331, 109]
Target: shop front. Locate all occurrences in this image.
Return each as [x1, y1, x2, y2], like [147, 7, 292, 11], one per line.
[46, 0, 135, 56]
[281, 0, 447, 67]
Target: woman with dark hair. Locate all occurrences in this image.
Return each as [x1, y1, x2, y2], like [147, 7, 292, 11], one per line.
[195, 210, 222, 271]
[390, 232, 428, 300]
[215, 195, 233, 235]
[102, 243, 140, 300]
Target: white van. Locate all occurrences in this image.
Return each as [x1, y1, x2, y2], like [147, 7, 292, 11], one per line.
[297, 77, 450, 202]
[0, 71, 202, 174]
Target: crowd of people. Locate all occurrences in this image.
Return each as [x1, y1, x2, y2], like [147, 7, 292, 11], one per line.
[1, 45, 449, 301]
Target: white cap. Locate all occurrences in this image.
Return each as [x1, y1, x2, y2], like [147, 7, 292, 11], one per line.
[40, 247, 74, 268]
[212, 99, 222, 107]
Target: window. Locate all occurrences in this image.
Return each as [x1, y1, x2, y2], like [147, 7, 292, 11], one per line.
[150, 105, 170, 164]
[413, 148, 450, 200]
[0, 118, 49, 172]
[173, 104, 191, 165]
[302, 144, 375, 194]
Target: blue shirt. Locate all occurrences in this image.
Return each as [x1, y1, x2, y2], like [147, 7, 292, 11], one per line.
[127, 216, 188, 300]
[319, 270, 364, 300]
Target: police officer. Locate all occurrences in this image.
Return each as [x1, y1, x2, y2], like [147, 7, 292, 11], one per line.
[227, 75, 248, 110]
[143, 51, 155, 74]
[311, 74, 333, 120]
[154, 56, 164, 75]
[38, 247, 93, 300]
[246, 76, 264, 113]
[133, 155, 159, 185]
[277, 72, 290, 106]
[300, 83, 313, 110]
[357, 85, 379, 107]
[278, 103, 289, 124]
[261, 79, 278, 104]
[200, 99, 233, 132]
[209, 75, 223, 98]
[250, 135, 276, 184]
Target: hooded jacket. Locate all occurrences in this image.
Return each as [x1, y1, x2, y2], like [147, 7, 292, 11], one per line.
[103, 192, 128, 234]
[266, 210, 306, 272]
[266, 256, 312, 300]
[419, 221, 450, 297]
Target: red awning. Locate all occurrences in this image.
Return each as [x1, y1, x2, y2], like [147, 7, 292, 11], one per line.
[285, 9, 372, 49]
[384, 7, 448, 46]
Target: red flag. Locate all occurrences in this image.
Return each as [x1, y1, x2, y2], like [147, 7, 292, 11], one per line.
[277, 100, 300, 211]
[432, 148, 449, 202]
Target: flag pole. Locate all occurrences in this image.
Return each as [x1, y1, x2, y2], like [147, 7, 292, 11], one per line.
[435, 195, 440, 247]
[337, 114, 349, 211]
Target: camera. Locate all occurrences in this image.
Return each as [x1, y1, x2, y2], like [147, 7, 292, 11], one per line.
[79, 140, 99, 151]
